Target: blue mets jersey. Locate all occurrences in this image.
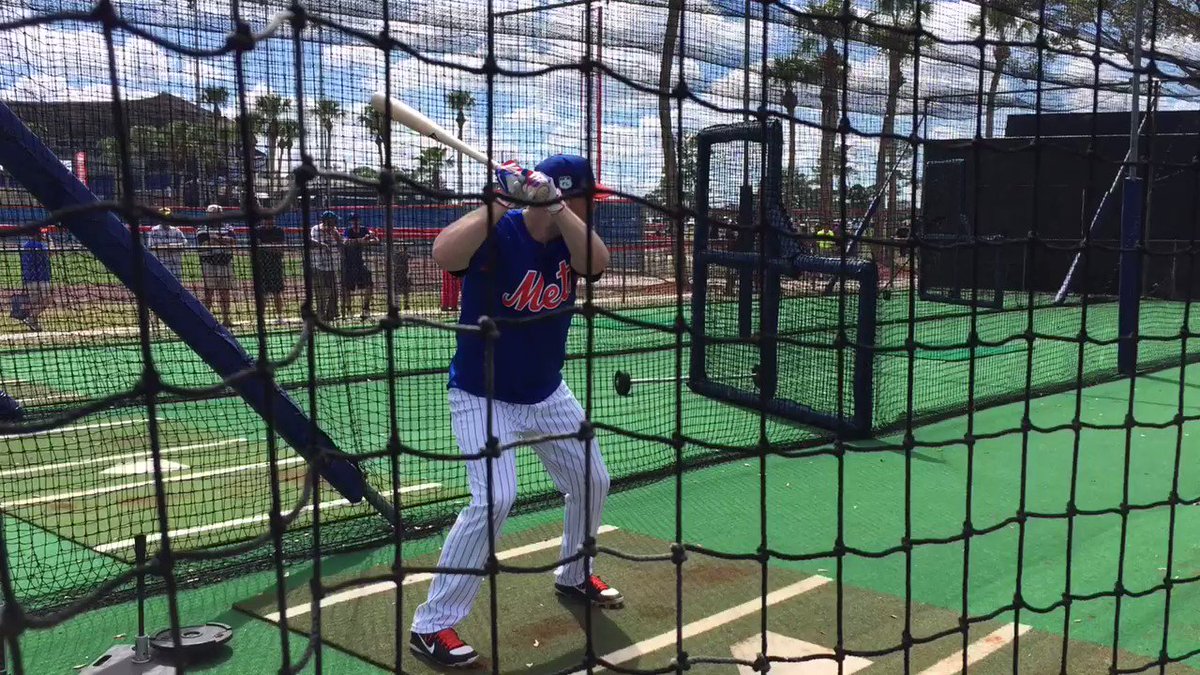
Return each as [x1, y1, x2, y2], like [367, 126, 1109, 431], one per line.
[448, 210, 583, 404]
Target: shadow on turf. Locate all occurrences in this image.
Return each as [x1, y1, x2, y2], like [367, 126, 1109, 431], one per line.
[433, 599, 630, 674]
[215, 548, 377, 630]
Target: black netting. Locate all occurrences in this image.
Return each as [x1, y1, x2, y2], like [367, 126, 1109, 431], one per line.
[0, 0, 1198, 673]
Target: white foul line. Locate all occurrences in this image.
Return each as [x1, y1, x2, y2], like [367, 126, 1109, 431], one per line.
[0, 417, 154, 440]
[264, 524, 621, 623]
[1, 457, 307, 508]
[591, 575, 831, 672]
[917, 623, 1033, 675]
[0, 438, 248, 479]
[96, 482, 442, 553]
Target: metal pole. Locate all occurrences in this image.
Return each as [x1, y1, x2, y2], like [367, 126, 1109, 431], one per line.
[1118, 0, 1146, 375]
[596, 3, 604, 183]
[1127, 0, 1145, 179]
[190, 0, 204, 205]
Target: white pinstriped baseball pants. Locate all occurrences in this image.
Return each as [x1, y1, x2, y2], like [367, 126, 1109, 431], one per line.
[410, 381, 610, 634]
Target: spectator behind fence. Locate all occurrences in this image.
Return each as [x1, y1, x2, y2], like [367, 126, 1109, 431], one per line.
[391, 242, 411, 311]
[196, 204, 235, 328]
[147, 207, 188, 279]
[253, 214, 287, 325]
[341, 213, 378, 321]
[816, 225, 836, 255]
[309, 211, 342, 322]
[15, 227, 52, 331]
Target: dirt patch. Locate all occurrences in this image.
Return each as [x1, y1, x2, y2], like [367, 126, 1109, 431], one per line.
[511, 613, 586, 646]
[39, 499, 77, 515]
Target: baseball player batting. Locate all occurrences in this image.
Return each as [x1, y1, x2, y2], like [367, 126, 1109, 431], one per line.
[410, 155, 620, 667]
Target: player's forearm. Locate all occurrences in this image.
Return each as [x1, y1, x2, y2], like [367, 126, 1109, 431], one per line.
[432, 202, 506, 272]
[554, 208, 609, 276]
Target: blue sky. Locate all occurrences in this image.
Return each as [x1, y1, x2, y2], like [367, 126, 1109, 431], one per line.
[2, 0, 1196, 197]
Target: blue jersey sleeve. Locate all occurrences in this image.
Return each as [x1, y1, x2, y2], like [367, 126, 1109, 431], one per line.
[449, 216, 511, 277]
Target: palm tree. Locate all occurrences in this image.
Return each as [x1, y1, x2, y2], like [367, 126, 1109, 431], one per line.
[276, 119, 299, 191]
[968, 3, 1034, 138]
[310, 99, 345, 170]
[415, 147, 453, 190]
[252, 94, 290, 196]
[357, 104, 386, 168]
[198, 87, 229, 203]
[868, 0, 931, 228]
[768, 54, 820, 212]
[200, 86, 228, 118]
[794, 0, 860, 226]
[446, 90, 476, 196]
[130, 125, 167, 194]
[657, 0, 684, 218]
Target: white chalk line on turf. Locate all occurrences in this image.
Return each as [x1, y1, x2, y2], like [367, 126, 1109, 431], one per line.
[264, 524, 620, 624]
[0, 438, 248, 479]
[96, 482, 442, 553]
[0, 417, 158, 440]
[916, 623, 1032, 675]
[589, 575, 831, 673]
[1, 456, 306, 508]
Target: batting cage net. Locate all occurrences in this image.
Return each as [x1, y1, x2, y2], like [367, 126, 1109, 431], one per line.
[0, 0, 1199, 672]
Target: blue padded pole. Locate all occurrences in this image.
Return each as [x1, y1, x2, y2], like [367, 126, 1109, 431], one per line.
[0, 103, 395, 523]
[1117, 177, 1144, 376]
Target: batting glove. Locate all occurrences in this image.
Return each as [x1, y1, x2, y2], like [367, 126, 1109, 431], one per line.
[495, 160, 531, 199]
[525, 171, 564, 213]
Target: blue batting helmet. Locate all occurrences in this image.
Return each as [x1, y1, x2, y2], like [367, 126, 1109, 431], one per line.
[320, 210, 337, 222]
[535, 154, 595, 198]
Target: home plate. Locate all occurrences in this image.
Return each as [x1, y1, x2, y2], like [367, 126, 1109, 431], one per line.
[730, 631, 872, 674]
[102, 460, 189, 476]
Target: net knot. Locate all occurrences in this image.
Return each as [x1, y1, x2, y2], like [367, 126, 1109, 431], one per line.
[576, 420, 595, 442]
[294, 161, 318, 186]
[268, 510, 287, 536]
[478, 316, 500, 340]
[90, 0, 119, 28]
[288, 3, 309, 31]
[138, 369, 163, 397]
[670, 542, 687, 565]
[228, 22, 256, 53]
[672, 651, 691, 671]
[755, 546, 771, 564]
[377, 168, 396, 200]
[483, 436, 502, 459]
[752, 652, 771, 672]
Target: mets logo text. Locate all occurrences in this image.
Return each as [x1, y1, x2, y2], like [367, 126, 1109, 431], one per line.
[502, 261, 573, 312]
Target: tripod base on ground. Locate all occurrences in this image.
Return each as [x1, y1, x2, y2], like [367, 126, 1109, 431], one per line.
[80, 638, 173, 675]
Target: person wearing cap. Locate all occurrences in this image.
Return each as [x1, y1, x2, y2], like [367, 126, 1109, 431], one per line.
[147, 207, 188, 279]
[252, 212, 288, 324]
[308, 210, 343, 322]
[409, 154, 616, 668]
[16, 227, 52, 331]
[196, 204, 235, 327]
[340, 213, 378, 321]
[816, 224, 836, 255]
